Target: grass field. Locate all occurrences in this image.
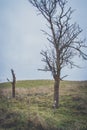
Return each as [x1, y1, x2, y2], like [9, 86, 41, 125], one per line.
[0, 80, 87, 130]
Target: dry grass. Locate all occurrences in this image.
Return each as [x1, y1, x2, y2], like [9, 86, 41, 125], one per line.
[1, 85, 53, 98]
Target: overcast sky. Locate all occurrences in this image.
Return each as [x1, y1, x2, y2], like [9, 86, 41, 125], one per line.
[0, 0, 87, 82]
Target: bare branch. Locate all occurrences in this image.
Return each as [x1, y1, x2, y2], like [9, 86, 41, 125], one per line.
[60, 75, 68, 80]
[28, 0, 87, 80]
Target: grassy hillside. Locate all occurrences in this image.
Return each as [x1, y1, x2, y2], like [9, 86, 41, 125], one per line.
[0, 80, 87, 130]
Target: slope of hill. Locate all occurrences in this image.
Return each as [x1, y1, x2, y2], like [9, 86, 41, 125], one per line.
[0, 80, 87, 130]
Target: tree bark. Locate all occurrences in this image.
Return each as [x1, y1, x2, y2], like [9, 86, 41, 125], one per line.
[11, 69, 16, 98]
[54, 77, 60, 108]
[12, 81, 15, 98]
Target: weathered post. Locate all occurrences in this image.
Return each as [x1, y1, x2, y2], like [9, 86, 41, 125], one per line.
[11, 69, 16, 98]
[7, 69, 16, 98]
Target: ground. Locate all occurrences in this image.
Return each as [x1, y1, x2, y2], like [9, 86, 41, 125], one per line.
[0, 80, 87, 130]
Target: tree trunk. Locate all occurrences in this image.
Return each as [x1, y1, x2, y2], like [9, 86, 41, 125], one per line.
[12, 81, 15, 98]
[11, 69, 16, 98]
[53, 77, 60, 108]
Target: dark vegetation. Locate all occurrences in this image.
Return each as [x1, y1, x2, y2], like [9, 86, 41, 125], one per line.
[0, 80, 87, 130]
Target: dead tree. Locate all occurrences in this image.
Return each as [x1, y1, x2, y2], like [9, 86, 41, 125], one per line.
[7, 69, 16, 98]
[28, 0, 87, 108]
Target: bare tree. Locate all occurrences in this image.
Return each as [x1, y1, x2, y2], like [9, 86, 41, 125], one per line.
[28, 0, 87, 108]
[7, 69, 16, 98]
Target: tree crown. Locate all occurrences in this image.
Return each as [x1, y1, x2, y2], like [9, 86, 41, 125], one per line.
[29, 0, 87, 79]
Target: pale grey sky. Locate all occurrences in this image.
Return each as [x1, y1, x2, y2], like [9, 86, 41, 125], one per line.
[0, 0, 87, 82]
